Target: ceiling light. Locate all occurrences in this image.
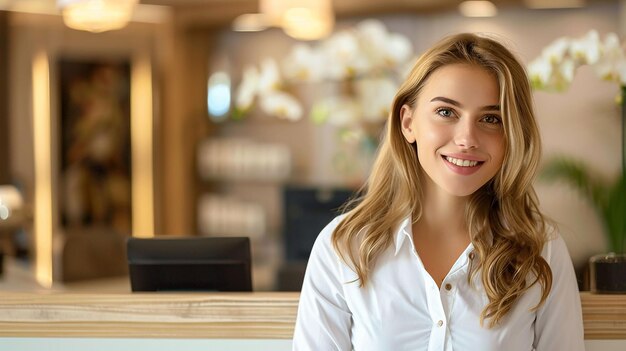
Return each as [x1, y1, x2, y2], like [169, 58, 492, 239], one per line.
[458, 1, 498, 17]
[281, 5, 334, 40]
[57, 0, 137, 33]
[233, 0, 334, 41]
[232, 13, 271, 32]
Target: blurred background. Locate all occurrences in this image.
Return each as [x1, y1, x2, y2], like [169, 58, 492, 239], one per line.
[0, 0, 622, 292]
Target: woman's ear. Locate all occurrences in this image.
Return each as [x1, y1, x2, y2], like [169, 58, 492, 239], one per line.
[400, 104, 416, 143]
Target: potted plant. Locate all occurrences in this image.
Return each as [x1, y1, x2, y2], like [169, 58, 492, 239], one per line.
[541, 158, 625, 292]
[529, 31, 626, 293]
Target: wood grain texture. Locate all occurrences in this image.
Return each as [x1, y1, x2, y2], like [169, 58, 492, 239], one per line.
[581, 292, 626, 340]
[0, 292, 299, 338]
[0, 291, 624, 339]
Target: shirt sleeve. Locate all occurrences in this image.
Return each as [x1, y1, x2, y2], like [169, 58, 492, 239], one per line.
[292, 216, 353, 351]
[533, 234, 585, 351]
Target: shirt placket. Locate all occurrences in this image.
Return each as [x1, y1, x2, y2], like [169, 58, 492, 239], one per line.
[424, 275, 447, 351]
[424, 250, 472, 351]
[406, 237, 449, 351]
[439, 271, 463, 351]
[441, 249, 473, 351]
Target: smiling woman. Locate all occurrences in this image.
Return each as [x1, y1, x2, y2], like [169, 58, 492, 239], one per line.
[292, 33, 585, 351]
[400, 63, 505, 197]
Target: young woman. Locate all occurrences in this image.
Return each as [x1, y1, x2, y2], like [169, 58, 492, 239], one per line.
[292, 33, 585, 351]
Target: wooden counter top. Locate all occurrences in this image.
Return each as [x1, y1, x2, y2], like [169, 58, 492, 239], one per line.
[0, 291, 624, 339]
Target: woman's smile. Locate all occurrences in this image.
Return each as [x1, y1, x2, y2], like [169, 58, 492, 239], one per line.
[442, 155, 484, 175]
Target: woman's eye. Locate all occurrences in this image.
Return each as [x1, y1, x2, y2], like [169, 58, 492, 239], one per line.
[482, 115, 501, 124]
[436, 108, 454, 118]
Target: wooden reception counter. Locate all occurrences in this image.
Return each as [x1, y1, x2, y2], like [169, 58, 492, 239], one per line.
[0, 291, 624, 340]
[0, 292, 299, 339]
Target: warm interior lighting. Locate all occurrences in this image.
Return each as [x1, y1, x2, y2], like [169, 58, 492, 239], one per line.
[32, 50, 53, 288]
[524, 0, 585, 9]
[131, 55, 154, 238]
[458, 1, 498, 17]
[282, 6, 333, 40]
[57, 0, 138, 33]
[233, 0, 334, 41]
[232, 13, 271, 32]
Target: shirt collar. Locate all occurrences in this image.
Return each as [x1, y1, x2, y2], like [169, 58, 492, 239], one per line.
[393, 216, 413, 256]
[392, 217, 476, 265]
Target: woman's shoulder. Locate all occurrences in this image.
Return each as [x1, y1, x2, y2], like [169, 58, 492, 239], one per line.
[541, 224, 574, 267]
[309, 214, 349, 257]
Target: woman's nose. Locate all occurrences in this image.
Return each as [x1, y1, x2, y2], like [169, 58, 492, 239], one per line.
[454, 120, 479, 149]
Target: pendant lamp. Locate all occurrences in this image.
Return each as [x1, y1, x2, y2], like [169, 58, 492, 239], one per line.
[57, 0, 137, 33]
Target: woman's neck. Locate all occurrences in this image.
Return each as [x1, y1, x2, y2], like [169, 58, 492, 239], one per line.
[416, 184, 469, 239]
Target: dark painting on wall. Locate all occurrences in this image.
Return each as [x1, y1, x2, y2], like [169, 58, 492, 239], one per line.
[58, 60, 132, 235]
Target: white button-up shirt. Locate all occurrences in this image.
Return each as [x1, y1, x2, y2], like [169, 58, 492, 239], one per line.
[293, 215, 585, 351]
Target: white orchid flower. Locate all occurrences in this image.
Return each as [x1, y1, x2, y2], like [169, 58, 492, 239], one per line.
[542, 37, 571, 64]
[528, 56, 554, 89]
[602, 32, 622, 57]
[383, 34, 413, 67]
[235, 65, 259, 111]
[593, 32, 626, 83]
[356, 19, 388, 45]
[531, 30, 626, 93]
[356, 19, 395, 71]
[557, 58, 576, 88]
[569, 30, 601, 65]
[259, 91, 303, 121]
[355, 77, 396, 122]
[258, 58, 282, 93]
[233, 18, 418, 126]
[283, 43, 325, 82]
[593, 60, 613, 82]
[357, 20, 387, 55]
[317, 96, 362, 127]
[322, 31, 368, 79]
[596, 58, 626, 84]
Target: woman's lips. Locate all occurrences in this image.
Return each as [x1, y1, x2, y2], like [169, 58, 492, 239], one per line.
[442, 155, 484, 175]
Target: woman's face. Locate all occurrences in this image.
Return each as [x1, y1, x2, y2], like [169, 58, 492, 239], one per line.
[400, 63, 506, 198]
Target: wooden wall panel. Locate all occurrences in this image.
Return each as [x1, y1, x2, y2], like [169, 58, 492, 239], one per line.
[0, 11, 9, 184]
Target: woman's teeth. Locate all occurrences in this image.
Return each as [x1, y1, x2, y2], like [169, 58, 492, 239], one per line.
[445, 156, 480, 167]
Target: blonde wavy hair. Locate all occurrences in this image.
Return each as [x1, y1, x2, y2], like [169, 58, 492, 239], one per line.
[332, 33, 552, 328]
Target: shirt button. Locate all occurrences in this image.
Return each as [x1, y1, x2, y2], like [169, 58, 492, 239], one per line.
[437, 320, 444, 327]
[469, 252, 475, 260]
[445, 283, 452, 291]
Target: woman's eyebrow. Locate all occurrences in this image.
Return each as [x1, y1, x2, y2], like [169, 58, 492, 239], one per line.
[430, 96, 500, 112]
[430, 96, 461, 106]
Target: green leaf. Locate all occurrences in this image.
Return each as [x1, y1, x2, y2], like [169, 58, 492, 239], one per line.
[603, 173, 626, 253]
[540, 157, 625, 253]
[540, 158, 609, 209]
[230, 107, 249, 121]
